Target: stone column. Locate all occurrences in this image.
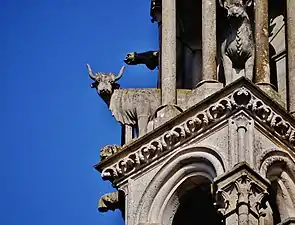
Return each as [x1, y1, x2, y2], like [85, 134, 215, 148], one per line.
[151, 0, 162, 89]
[201, 0, 217, 82]
[254, 0, 271, 85]
[161, 0, 176, 105]
[153, 0, 181, 128]
[122, 124, 133, 145]
[286, 0, 295, 116]
[214, 163, 271, 225]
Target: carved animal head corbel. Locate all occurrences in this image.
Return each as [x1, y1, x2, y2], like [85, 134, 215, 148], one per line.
[219, 0, 252, 19]
[124, 51, 159, 70]
[86, 64, 125, 97]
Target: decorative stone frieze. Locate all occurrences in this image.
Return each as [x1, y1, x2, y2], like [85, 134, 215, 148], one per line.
[213, 163, 270, 225]
[99, 85, 295, 182]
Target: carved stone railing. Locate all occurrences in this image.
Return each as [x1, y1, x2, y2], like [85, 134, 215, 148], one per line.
[99, 85, 295, 182]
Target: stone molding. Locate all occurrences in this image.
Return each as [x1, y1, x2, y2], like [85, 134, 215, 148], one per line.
[258, 149, 295, 179]
[99, 85, 295, 182]
[278, 217, 295, 225]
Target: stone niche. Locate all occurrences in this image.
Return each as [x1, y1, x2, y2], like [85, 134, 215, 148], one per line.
[175, 0, 202, 89]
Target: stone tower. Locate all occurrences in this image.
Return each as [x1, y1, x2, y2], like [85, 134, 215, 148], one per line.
[89, 0, 295, 224]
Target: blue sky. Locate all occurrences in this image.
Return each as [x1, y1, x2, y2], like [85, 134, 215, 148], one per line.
[1, 1, 158, 224]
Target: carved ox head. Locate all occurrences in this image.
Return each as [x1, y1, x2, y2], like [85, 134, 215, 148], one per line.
[219, 0, 252, 18]
[86, 64, 125, 96]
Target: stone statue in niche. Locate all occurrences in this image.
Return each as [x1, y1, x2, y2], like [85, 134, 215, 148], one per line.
[219, 0, 254, 85]
[124, 51, 159, 70]
[87, 64, 159, 137]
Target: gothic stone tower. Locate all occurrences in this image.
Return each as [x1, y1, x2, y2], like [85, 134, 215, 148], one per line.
[89, 0, 295, 224]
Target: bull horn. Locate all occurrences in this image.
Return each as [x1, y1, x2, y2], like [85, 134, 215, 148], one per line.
[86, 64, 96, 80]
[114, 66, 125, 81]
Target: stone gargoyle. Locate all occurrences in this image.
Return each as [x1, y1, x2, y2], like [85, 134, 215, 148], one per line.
[98, 192, 120, 213]
[219, 0, 254, 85]
[87, 64, 159, 136]
[124, 51, 159, 70]
[100, 145, 121, 161]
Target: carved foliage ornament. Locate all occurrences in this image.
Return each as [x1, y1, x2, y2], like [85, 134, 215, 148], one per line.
[101, 88, 295, 182]
[215, 173, 269, 218]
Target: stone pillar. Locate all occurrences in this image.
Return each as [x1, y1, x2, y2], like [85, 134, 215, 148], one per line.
[158, 22, 162, 89]
[254, 0, 284, 107]
[122, 124, 133, 145]
[286, 0, 295, 116]
[254, 0, 271, 85]
[161, 0, 176, 105]
[152, 0, 181, 128]
[214, 163, 271, 225]
[151, 0, 162, 89]
[201, 0, 217, 82]
[236, 117, 247, 162]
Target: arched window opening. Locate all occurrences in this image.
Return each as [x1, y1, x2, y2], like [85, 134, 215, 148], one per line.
[269, 44, 278, 91]
[266, 160, 295, 223]
[268, 181, 281, 224]
[268, 0, 287, 99]
[172, 183, 222, 225]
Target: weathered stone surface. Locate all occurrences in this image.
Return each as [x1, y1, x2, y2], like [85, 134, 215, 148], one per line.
[254, 0, 270, 84]
[257, 83, 285, 108]
[153, 104, 182, 128]
[202, 0, 217, 81]
[187, 81, 223, 106]
[95, 79, 295, 183]
[286, 0, 295, 116]
[90, 1, 295, 223]
[161, 0, 176, 105]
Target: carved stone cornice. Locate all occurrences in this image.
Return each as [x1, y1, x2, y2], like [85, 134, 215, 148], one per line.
[95, 78, 295, 183]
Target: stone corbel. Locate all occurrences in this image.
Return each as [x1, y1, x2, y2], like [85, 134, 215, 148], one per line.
[214, 163, 270, 225]
[98, 191, 125, 214]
